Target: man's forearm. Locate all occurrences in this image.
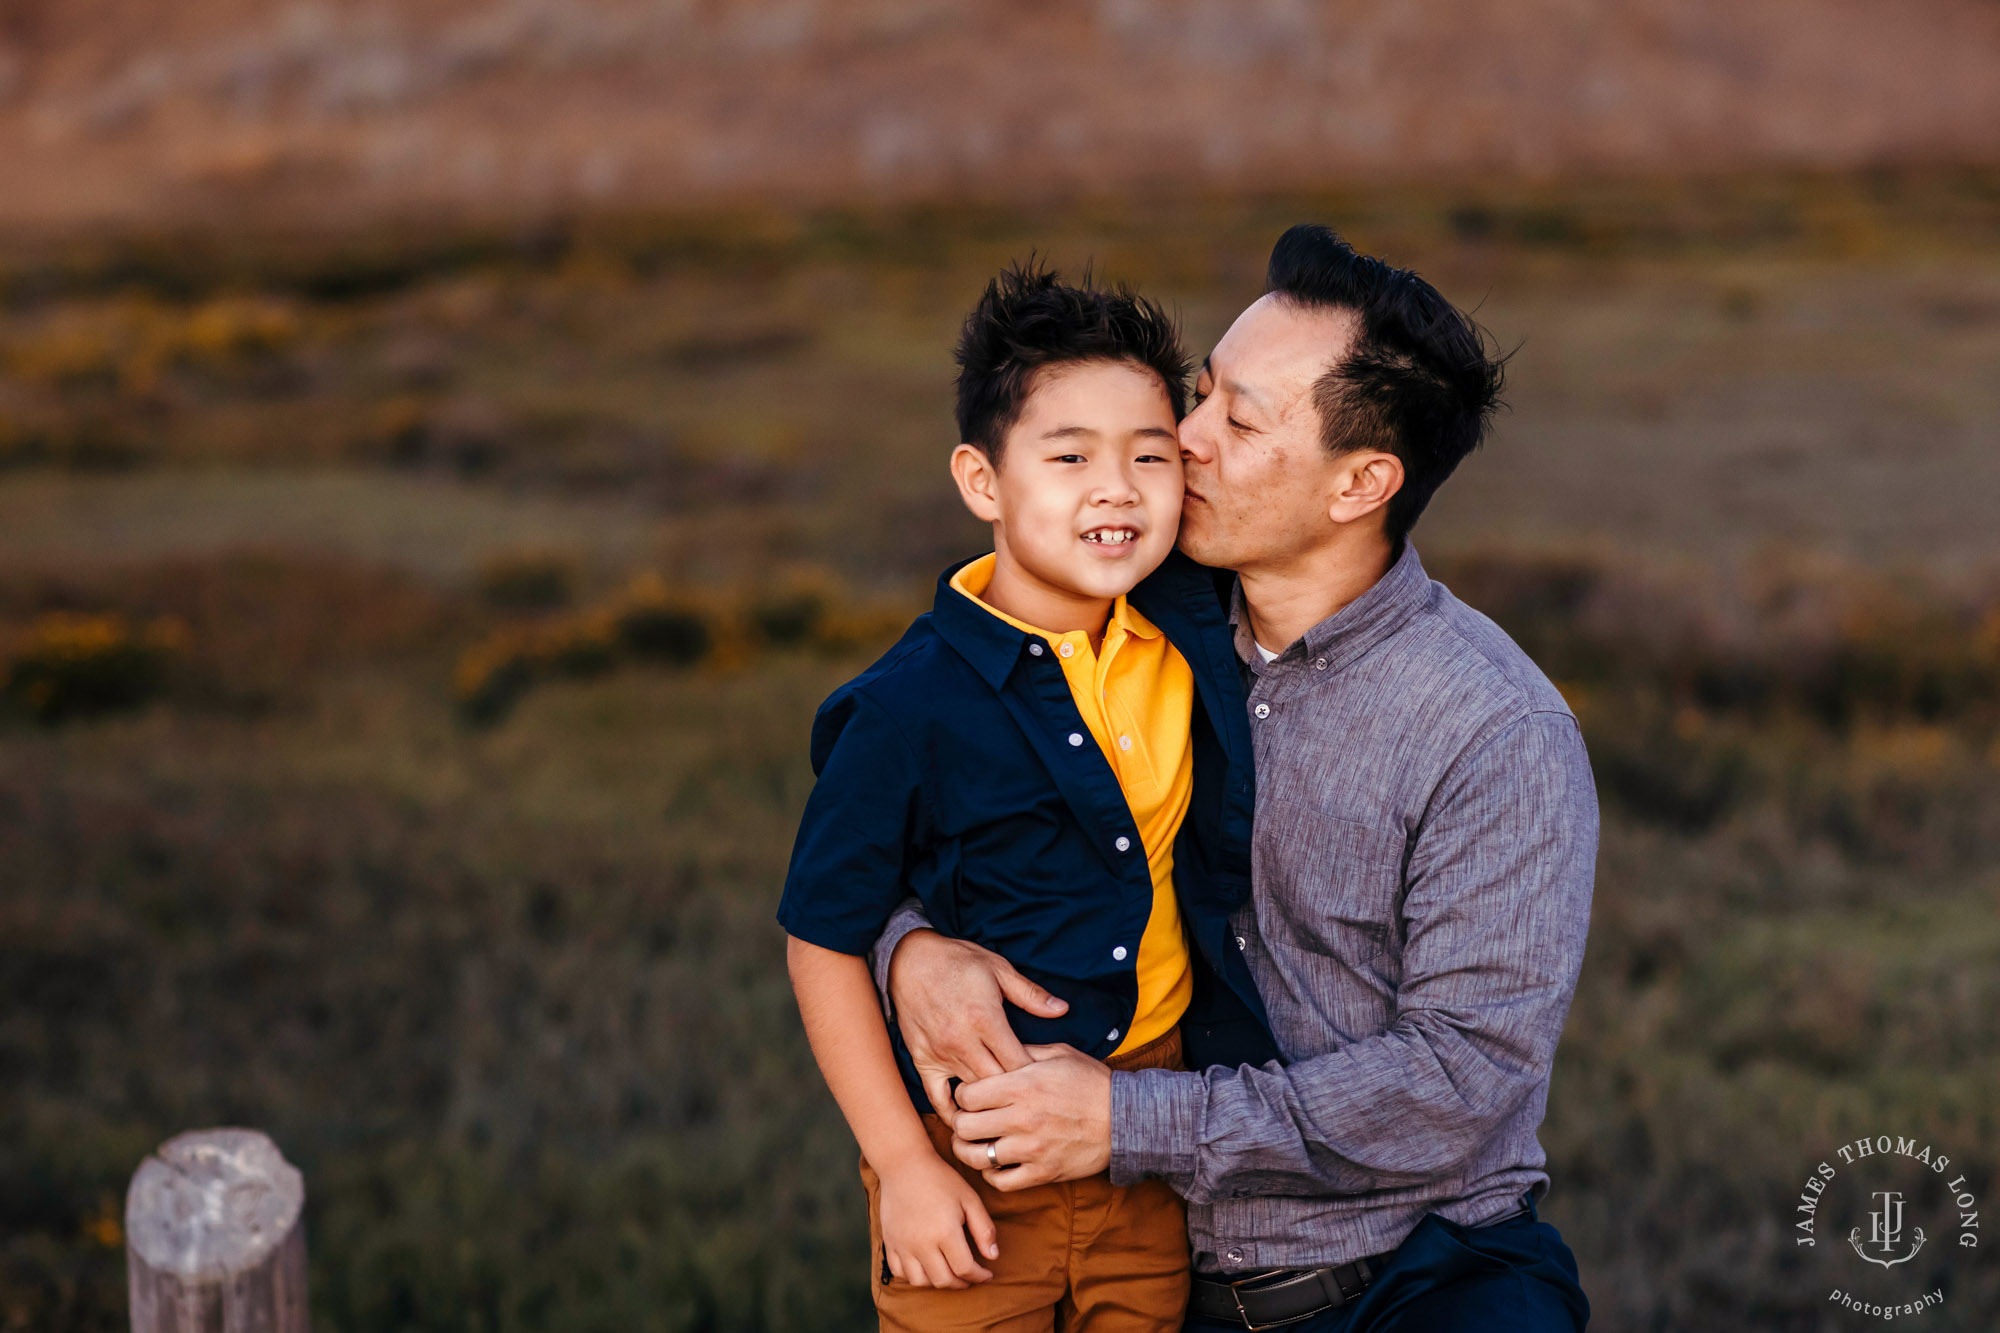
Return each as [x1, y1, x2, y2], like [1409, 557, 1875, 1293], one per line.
[1110, 1002, 1564, 1201]
[868, 897, 934, 1014]
[1114, 711, 1597, 1204]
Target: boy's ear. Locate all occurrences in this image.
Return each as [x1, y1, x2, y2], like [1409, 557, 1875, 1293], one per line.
[950, 443, 1004, 524]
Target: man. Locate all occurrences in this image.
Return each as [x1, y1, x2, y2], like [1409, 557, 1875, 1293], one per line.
[871, 224, 1597, 1331]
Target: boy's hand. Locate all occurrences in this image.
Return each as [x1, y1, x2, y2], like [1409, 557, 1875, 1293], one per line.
[877, 1152, 1002, 1289]
[888, 929, 1069, 1126]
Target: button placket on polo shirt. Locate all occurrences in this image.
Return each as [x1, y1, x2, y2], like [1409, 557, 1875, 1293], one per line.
[1104, 638, 1160, 803]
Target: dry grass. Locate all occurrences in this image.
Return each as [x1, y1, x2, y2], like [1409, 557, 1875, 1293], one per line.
[2, 541, 1995, 1332]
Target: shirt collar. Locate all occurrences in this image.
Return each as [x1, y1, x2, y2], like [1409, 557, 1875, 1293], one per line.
[1228, 539, 1432, 674]
[932, 552, 1158, 690]
[1112, 595, 1164, 642]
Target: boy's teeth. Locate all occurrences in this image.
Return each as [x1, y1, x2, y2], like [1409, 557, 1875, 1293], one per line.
[1085, 530, 1135, 544]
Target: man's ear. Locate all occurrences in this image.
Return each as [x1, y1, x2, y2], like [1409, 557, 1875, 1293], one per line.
[950, 443, 1004, 523]
[1328, 451, 1403, 528]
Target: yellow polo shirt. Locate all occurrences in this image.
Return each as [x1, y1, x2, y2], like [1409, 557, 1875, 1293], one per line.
[950, 553, 1194, 1055]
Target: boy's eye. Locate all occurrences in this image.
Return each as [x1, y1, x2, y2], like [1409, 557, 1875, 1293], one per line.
[1053, 454, 1086, 464]
[1135, 453, 1172, 463]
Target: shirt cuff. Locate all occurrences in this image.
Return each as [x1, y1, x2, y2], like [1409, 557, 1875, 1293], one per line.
[867, 898, 932, 1018]
[1109, 1066, 1202, 1189]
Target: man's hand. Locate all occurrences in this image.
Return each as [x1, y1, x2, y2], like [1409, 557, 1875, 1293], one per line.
[888, 929, 1068, 1126]
[947, 1044, 1113, 1190]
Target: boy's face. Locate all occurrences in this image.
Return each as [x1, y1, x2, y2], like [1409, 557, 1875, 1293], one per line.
[953, 359, 1183, 605]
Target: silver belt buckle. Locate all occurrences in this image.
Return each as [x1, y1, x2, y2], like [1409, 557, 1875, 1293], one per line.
[1229, 1282, 1284, 1332]
[1227, 1271, 1323, 1331]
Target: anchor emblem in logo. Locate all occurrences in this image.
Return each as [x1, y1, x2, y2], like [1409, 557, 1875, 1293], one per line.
[1850, 1190, 1926, 1268]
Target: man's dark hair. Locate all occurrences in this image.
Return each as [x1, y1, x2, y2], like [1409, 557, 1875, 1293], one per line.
[954, 260, 1190, 460]
[1265, 224, 1507, 545]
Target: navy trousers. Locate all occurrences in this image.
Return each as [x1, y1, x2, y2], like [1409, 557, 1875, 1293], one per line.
[1182, 1196, 1589, 1333]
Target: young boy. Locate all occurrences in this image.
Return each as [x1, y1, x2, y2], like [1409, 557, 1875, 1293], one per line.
[777, 263, 1268, 1331]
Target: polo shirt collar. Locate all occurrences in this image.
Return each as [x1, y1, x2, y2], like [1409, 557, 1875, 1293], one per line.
[1111, 596, 1163, 642]
[933, 556, 1027, 690]
[1229, 539, 1433, 674]
[932, 553, 1159, 689]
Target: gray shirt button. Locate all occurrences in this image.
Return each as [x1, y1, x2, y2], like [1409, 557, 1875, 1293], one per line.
[1225, 1247, 1244, 1264]
[1253, 703, 1271, 719]
[1236, 934, 1247, 951]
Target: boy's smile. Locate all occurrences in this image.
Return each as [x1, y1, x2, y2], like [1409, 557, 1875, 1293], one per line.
[950, 358, 1183, 638]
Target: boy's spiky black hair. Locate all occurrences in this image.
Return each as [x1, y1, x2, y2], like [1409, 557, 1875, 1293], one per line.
[953, 259, 1191, 460]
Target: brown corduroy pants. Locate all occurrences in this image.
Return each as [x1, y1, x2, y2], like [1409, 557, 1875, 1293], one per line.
[858, 1028, 1189, 1332]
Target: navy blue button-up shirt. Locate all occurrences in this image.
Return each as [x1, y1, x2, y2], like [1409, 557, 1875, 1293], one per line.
[778, 550, 1277, 1110]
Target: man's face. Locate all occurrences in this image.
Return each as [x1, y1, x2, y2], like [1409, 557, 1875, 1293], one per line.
[962, 358, 1184, 603]
[1178, 294, 1363, 573]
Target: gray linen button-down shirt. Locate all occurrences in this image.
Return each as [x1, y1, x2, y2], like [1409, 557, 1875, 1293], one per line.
[874, 541, 1596, 1275]
[1111, 540, 1597, 1272]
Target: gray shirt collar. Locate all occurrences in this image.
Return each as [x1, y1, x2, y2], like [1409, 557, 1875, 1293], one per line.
[1229, 539, 1431, 676]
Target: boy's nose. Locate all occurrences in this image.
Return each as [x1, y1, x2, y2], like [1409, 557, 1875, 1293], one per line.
[1090, 468, 1142, 504]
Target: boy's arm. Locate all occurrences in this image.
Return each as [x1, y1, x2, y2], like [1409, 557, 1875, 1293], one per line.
[786, 937, 1000, 1288]
[789, 935, 935, 1176]
[779, 689, 1005, 1288]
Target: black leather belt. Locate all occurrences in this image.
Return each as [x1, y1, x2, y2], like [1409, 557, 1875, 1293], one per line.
[1190, 1194, 1536, 1328]
[1188, 1254, 1388, 1330]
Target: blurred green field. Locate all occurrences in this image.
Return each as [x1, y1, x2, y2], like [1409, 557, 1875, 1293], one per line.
[3, 172, 1998, 1332]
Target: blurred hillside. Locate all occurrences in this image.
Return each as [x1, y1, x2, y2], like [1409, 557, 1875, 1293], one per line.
[4, 0, 2000, 226]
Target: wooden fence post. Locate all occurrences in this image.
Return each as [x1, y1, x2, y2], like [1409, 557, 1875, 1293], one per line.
[125, 1128, 310, 1333]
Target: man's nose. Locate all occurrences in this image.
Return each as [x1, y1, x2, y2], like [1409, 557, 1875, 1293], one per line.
[1179, 412, 1215, 465]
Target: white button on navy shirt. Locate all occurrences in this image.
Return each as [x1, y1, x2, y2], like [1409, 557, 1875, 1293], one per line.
[1068, 732, 1085, 747]
[1029, 642, 1044, 656]
[1114, 836, 1131, 852]
[1112, 945, 1128, 961]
